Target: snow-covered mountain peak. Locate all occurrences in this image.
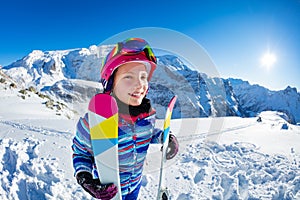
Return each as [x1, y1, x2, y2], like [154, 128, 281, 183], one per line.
[229, 78, 300, 124]
[28, 49, 44, 58]
[157, 55, 191, 71]
[2, 46, 106, 89]
[282, 85, 298, 95]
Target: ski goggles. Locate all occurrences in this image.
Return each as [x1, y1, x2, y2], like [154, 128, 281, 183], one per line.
[102, 38, 157, 67]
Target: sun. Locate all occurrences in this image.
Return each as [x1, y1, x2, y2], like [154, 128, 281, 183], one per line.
[261, 52, 277, 70]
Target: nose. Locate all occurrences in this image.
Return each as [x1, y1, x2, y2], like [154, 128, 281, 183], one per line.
[135, 78, 143, 88]
[135, 76, 148, 90]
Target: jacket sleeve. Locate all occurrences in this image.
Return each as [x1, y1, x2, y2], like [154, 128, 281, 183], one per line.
[150, 128, 163, 144]
[72, 113, 95, 176]
[148, 113, 163, 144]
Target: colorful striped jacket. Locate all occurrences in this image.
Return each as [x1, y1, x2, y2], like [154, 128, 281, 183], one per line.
[72, 100, 162, 196]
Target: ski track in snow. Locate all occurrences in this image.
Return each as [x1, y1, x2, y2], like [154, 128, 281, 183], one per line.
[0, 120, 72, 139]
[177, 121, 257, 142]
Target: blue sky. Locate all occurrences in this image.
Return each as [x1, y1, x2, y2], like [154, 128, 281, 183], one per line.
[0, 0, 299, 91]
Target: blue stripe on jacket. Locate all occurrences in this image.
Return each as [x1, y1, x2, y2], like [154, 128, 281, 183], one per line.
[72, 112, 162, 196]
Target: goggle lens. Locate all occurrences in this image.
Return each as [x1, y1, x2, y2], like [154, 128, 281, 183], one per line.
[103, 38, 157, 67]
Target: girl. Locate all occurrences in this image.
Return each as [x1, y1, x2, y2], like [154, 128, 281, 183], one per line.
[72, 38, 179, 200]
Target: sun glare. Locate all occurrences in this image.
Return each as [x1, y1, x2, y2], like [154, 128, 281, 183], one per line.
[261, 52, 277, 70]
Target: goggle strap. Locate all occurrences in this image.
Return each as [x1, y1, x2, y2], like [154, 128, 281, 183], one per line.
[116, 42, 123, 55]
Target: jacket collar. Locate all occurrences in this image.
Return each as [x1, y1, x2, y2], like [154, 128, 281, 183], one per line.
[114, 96, 156, 124]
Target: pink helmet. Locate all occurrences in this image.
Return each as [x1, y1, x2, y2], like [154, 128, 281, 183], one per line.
[100, 38, 157, 94]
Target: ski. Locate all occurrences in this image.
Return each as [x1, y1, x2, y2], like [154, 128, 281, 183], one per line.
[157, 95, 177, 200]
[88, 94, 122, 200]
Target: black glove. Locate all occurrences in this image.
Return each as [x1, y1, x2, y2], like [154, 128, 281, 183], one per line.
[161, 133, 179, 160]
[76, 172, 118, 200]
[166, 134, 179, 160]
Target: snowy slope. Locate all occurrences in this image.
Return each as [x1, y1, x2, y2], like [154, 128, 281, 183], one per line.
[1, 76, 300, 200]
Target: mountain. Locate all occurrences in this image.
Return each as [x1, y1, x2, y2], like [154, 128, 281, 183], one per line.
[148, 55, 242, 119]
[228, 78, 300, 124]
[1, 45, 299, 124]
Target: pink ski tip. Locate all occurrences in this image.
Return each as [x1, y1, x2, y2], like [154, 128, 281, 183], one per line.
[88, 94, 118, 119]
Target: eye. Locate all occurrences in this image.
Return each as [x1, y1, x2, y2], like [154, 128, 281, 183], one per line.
[124, 75, 133, 79]
[140, 73, 148, 80]
[141, 75, 147, 80]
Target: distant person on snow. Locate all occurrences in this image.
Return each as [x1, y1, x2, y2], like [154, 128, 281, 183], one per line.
[257, 116, 262, 122]
[71, 38, 179, 200]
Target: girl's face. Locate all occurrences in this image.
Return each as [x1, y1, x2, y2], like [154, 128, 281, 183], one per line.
[113, 62, 149, 106]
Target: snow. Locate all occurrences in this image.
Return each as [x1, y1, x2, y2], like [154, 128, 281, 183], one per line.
[1, 82, 300, 200]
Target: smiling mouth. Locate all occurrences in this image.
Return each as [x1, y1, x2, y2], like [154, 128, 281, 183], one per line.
[128, 92, 144, 98]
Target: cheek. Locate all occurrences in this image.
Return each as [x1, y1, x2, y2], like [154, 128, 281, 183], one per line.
[114, 82, 126, 94]
[113, 85, 127, 101]
[113, 80, 131, 97]
[144, 82, 149, 91]
[118, 80, 132, 90]
[141, 80, 149, 88]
